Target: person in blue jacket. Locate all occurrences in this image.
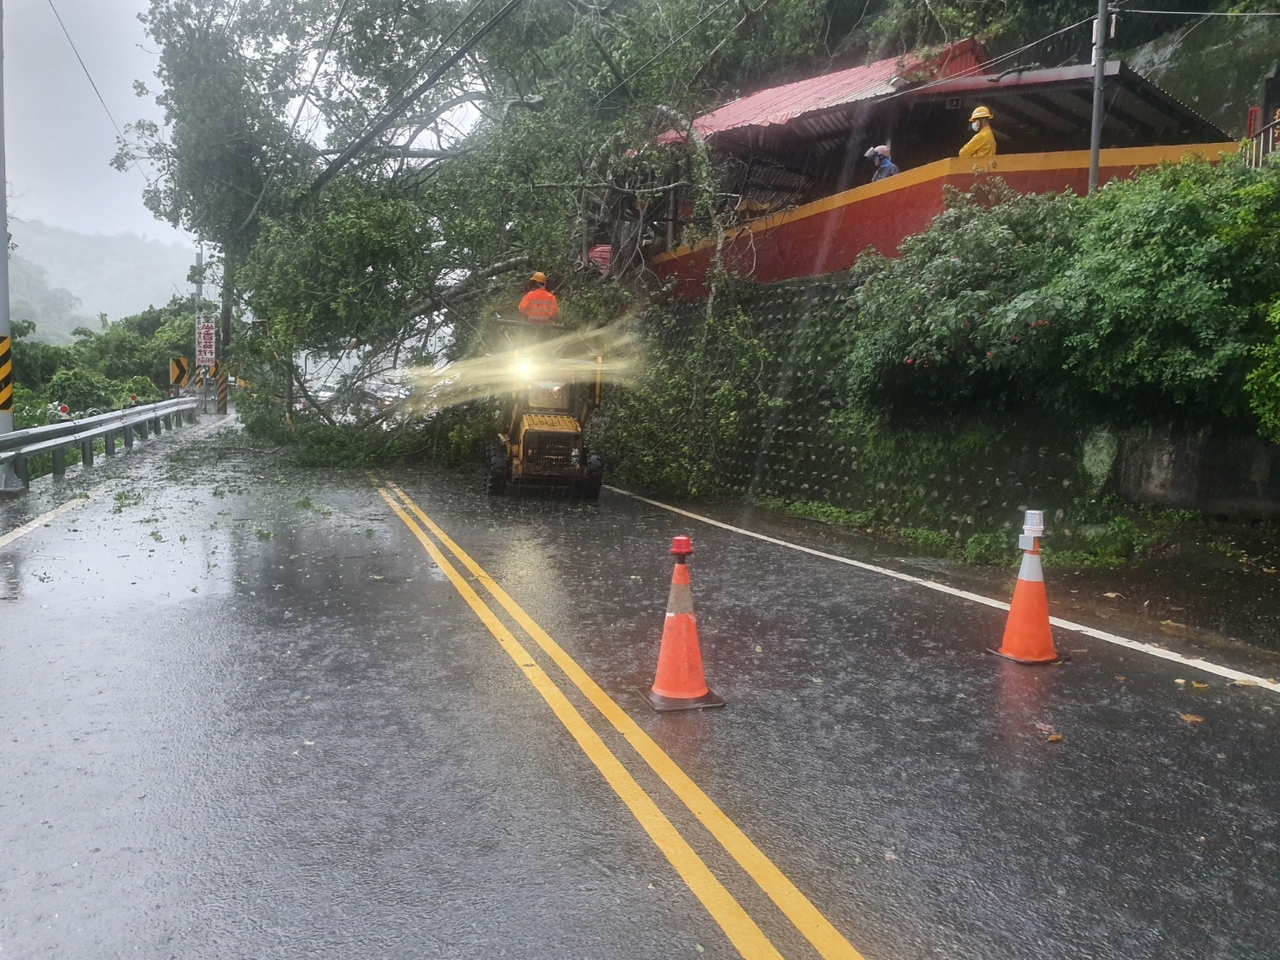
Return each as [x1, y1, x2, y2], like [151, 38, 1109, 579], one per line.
[864, 144, 899, 182]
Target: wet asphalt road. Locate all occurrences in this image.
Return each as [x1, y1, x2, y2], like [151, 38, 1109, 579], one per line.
[2, 423, 1278, 959]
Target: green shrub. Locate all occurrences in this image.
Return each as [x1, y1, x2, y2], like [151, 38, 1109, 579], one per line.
[898, 527, 952, 551]
[1247, 300, 1280, 440]
[1054, 155, 1280, 420]
[46, 368, 115, 414]
[12, 384, 48, 429]
[962, 532, 1015, 565]
[842, 157, 1280, 425]
[11, 321, 73, 391]
[116, 375, 161, 405]
[841, 182, 1075, 412]
[68, 297, 199, 392]
[783, 500, 875, 526]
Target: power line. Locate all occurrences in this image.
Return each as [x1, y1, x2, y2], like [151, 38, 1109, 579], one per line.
[1120, 8, 1280, 15]
[311, 0, 512, 192]
[238, 0, 353, 232]
[589, 9, 1093, 131]
[876, 14, 1098, 105]
[373, 0, 495, 128]
[44, 0, 123, 137]
[585, 0, 738, 114]
[317, 0, 495, 169]
[644, 5, 1093, 122]
[44, 0, 152, 185]
[311, 0, 528, 194]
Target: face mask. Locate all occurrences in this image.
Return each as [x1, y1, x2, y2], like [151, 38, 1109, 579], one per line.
[971, 121, 981, 131]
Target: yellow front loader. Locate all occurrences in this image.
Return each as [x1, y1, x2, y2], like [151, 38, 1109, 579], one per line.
[486, 321, 604, 499]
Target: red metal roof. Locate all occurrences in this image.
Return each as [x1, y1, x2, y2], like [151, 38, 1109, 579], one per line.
[660, 39, 985, 143]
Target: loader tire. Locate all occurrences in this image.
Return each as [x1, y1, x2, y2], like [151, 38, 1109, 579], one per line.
[486, 443, 508, 496]
[575, 473, 602, 501]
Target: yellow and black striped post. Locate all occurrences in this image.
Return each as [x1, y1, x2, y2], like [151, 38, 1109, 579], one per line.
[216, 371, 229, 414]
[0, 334, 11, 414]
[0, 331, 22, 492]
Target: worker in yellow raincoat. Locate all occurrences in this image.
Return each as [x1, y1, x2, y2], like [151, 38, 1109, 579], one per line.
[959, 105, 997, 158]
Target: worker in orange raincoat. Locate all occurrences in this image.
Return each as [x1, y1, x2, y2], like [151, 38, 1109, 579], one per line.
[518, 271, 559, 322]
[959, 105, 997, 158]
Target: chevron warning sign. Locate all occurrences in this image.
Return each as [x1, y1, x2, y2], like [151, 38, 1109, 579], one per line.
[170, 357, 190, 387]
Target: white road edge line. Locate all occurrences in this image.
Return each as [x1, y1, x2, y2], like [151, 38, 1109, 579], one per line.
[605, 486, 1280, 696]
[0, 497, 90, 551]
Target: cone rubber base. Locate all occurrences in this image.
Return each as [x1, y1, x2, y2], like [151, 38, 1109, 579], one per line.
[986, 648, 1070, 665]
[644, 688, 726, 712]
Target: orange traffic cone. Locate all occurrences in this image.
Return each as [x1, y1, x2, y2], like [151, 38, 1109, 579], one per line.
[645, 536, 725, 711]
[990, 510, 1067, 665]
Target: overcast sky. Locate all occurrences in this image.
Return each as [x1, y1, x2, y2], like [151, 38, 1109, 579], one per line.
[6, 0, 191, 245]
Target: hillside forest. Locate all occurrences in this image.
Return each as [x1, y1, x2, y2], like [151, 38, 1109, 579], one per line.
[9, 220, 197, 344]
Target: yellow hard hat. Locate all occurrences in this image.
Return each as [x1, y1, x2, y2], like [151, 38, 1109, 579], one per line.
[969, 105, 993, 122]
[530, 271, 547, 284]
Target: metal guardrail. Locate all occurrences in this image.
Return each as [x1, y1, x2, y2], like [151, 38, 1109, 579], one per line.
[0, 397, 199, 488]
[1246, 119, 1280, 168]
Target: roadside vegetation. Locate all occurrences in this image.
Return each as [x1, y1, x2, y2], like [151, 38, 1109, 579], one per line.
[10, 296, 211, 427]
[761, 494, 1231, 570]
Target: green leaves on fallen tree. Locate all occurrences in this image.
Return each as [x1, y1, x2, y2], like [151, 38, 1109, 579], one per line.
[241, 183, 447, 358]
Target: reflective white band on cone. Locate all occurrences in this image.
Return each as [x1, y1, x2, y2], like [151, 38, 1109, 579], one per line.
[1018, 549, 1044, 583]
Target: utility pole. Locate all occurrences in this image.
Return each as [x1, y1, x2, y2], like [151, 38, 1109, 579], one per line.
[216, 258, 230, 415]
[194, 245, 203, 311]
[1088, 0, 1109, 195]
[0, 0, 25, 492]
[194, 245, 208, 413]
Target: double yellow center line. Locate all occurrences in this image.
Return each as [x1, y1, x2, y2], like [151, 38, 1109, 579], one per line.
[374, 478, 863, 960]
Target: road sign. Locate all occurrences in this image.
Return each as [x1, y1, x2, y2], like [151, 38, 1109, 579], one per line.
[196, 315, 217, 366]
[169, 357, 190, 387]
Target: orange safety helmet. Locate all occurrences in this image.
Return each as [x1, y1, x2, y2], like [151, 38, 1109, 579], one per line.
[969, 105, 993, 122]
[530, 271, 547, 284]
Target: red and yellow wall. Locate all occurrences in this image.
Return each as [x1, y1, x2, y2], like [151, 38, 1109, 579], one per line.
[650, 143, 1239, 298]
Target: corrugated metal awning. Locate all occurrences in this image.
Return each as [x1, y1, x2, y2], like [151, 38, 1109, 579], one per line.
[659, 39, 985, 144]
[904, 61, 1226, 146]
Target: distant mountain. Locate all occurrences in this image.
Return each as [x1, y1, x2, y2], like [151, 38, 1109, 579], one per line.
[8, 220, 199, 340]
[9, 255, 94, 345]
